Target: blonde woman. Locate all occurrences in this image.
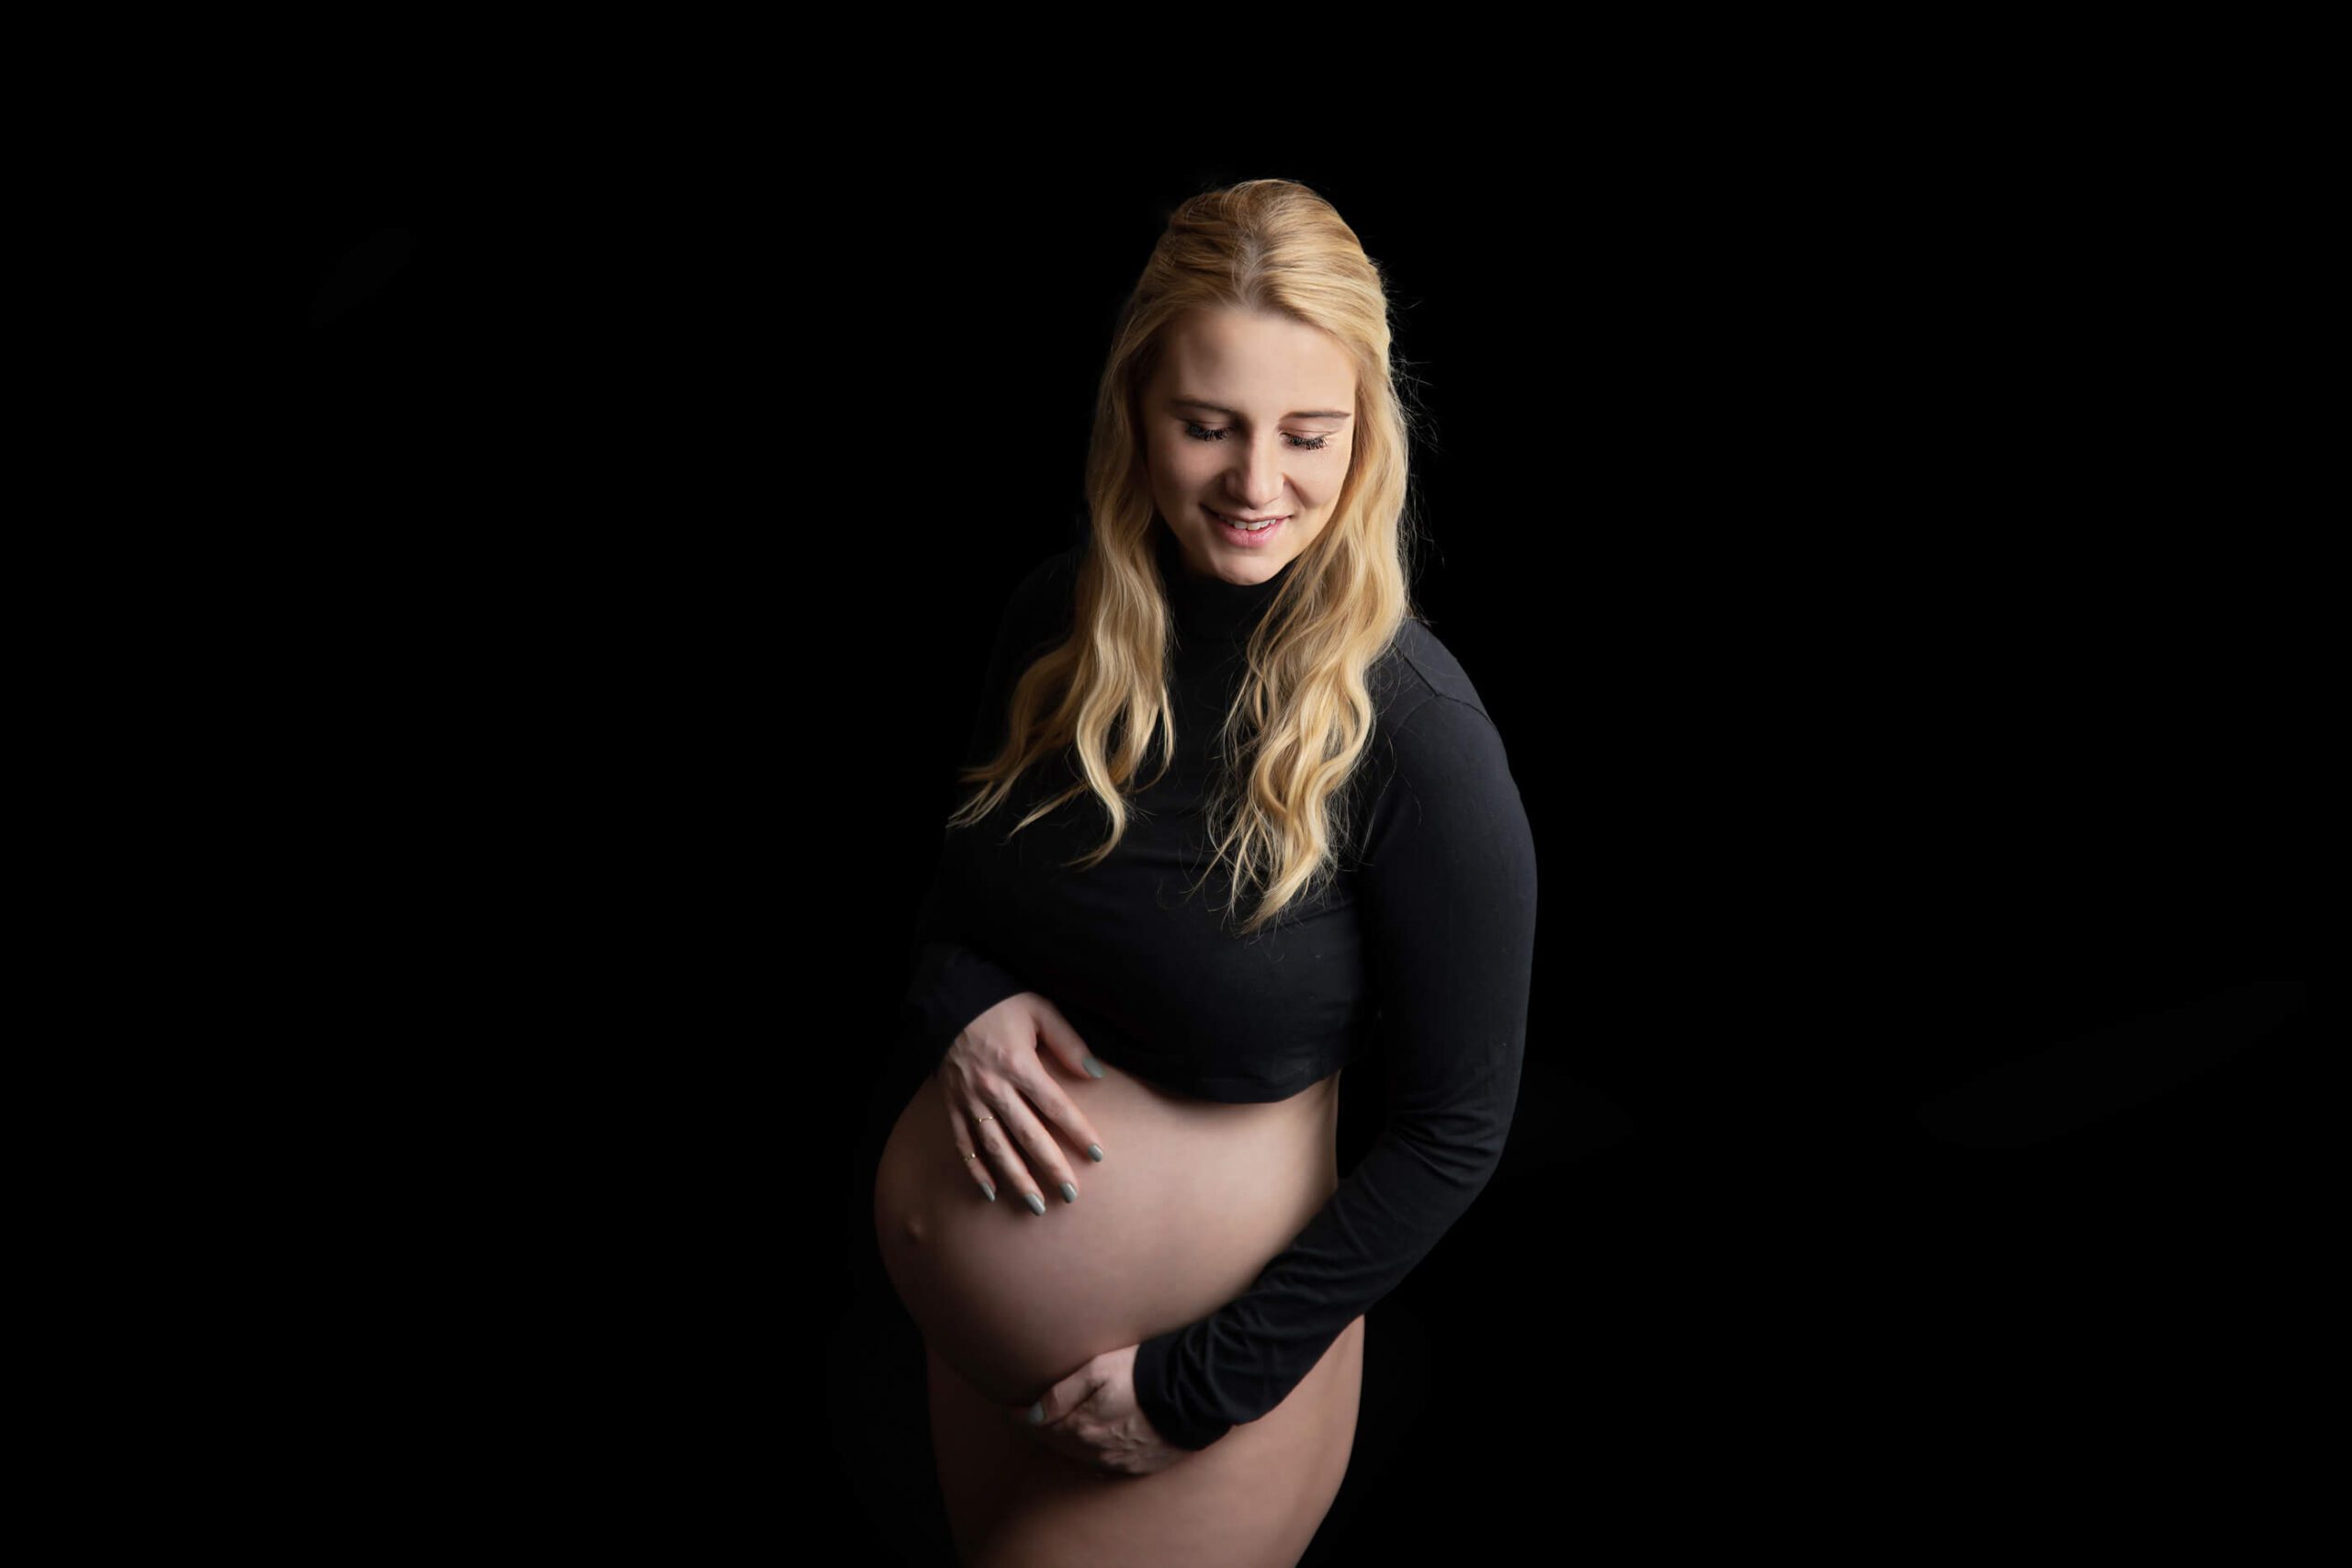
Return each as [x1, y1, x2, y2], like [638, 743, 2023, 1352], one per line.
[872, 178, 1539, 1567]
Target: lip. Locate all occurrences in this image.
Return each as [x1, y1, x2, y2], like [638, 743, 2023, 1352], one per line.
[1206, 507, 1292, 525]
[1204, 503, 1288, 549]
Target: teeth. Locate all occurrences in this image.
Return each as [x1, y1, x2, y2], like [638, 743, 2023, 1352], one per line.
[1216, 512, 1279, 532]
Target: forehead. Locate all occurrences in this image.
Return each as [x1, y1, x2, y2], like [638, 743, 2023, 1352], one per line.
[1154, 307, 1354, 407]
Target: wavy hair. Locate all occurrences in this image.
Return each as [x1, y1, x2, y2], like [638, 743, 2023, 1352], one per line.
[946, 177, 1431, 936]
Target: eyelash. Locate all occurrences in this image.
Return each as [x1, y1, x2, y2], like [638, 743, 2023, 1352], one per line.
[1182, 421, 1330, 452]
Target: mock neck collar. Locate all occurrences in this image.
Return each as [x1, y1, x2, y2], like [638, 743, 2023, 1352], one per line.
[1155, 522, 1298, 647]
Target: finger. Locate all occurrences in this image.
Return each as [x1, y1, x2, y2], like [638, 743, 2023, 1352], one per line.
[968, 1088, 1046, 1216]
[943, 1100, 995, 1202]
[1021, 1380, 1060, 1432]
[995, 1091, 1082, 1211]
[1019, 1066, 1108, 1171]
[1028, 1360, 1106, 1439]
[1034, 1003, 1111, 1089]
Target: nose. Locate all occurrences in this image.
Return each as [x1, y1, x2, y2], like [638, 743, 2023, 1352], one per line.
[1220, 435, 1291, 516]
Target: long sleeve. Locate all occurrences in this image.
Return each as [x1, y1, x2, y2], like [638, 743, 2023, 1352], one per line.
[896, 550, 1075, 1078]
[1129, 689, 1539, 1450]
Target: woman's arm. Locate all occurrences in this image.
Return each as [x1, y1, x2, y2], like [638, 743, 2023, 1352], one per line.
[896, 548, 1079, 1076]
[1129, 684, 1540, 1450]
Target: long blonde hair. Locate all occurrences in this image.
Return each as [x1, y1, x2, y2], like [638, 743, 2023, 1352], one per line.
[948, 177, 1432, 936]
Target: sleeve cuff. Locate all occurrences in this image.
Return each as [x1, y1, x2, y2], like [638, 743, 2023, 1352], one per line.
[908, 939, 1027, 1064]
[1130, 1327, 1238, 1452]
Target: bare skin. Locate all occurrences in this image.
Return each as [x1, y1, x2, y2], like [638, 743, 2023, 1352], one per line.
[875, 1055, 1363, 1566]
[1139, 303, 1359, 592]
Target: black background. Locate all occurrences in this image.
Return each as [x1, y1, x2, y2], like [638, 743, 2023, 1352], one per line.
[249, 82, 2318, 1561]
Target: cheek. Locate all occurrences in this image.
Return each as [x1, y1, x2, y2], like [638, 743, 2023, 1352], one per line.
[1147, 436, 1193, 490]
[1164, 442, 1216, 487]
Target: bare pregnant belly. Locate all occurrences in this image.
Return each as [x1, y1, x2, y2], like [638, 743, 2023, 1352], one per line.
[872, 1054, 1342, 1410]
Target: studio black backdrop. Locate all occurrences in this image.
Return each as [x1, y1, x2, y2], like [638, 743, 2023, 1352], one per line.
[823, 152, 2316, 1560]
[271, 119, 2316, 1561]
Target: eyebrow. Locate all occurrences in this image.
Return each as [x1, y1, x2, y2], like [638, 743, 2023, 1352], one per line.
[1170, 396, 1353, 423]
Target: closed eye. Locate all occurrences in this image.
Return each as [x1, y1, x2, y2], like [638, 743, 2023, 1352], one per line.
[1182, 421, 1329, 452]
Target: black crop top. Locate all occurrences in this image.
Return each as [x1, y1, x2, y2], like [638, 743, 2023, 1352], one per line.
[897, 525, 1539, 1450]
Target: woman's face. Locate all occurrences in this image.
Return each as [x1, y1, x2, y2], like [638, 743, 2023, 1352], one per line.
[1140, 306, 1357, 586]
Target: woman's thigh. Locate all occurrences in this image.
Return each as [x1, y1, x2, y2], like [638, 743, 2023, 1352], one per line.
[928, 1314, 1366, 1568]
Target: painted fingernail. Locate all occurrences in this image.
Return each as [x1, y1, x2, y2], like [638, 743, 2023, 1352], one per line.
[1082, 1055, 1105, 1078]
[980, 1181, 995, 1201]
[1059, 1181, 1078, 1204]
[1024, 1192, 1046, 1216]
[1088, 1144, 1104, 1162]
[1028, 1402, 1045, 1425]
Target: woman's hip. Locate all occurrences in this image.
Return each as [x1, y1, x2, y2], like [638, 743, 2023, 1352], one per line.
[933, 1314, 1366, 1568]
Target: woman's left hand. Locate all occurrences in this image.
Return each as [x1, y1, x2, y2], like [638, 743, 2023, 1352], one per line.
[1011, 1343, 1192, 1479]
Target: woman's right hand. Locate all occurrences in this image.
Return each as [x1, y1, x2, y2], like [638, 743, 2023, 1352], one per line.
[936, 990, 1109, 1215]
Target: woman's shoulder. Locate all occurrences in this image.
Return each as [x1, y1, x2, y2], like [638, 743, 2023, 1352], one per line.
[999, 542, 1086, 649]
[1009, 541, 1081, 604]
[1374, 619, 1496, 732]
[1348, 621, 1519, 830]
[1352, 621, 1530, 871]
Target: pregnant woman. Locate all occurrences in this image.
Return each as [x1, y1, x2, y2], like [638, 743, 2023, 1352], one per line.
[871, 177, 1540, 1567]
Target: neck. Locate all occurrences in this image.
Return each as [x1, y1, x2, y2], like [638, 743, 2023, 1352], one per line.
[1156, 523, 1295, 646]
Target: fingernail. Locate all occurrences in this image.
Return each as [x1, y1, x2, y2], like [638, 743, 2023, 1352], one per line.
[1024, 1192, 1046, 1216]
[1059, 1181, 1078, 1204]
[1028, 1401, 1045, 1425]
[980, 1182, 995, 1201]
[1082, 1055, 1105, 1078]
[1088, 1144, 1104, 1162]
